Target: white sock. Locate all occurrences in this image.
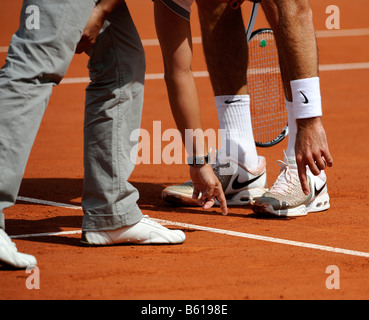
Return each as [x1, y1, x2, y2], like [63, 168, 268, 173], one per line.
[285, 99, 297, 158]
[215, 95, 259, 169]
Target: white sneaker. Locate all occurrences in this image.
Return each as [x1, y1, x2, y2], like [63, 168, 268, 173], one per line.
[252, 157, 330, 217]
[0, 229, 37, 269]
[81, 216, 186, 245]
[162, 156, 268, 206]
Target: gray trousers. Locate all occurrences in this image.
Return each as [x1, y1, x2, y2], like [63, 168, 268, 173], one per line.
[0, 0, 145, 231]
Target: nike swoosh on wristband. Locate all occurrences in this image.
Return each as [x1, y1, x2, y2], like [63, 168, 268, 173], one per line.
[231, 172, 265, 190]
[224, 99, 242, 104]
[300, 91, 309, 104]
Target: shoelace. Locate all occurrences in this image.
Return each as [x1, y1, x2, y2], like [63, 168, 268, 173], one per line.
[269, 158, 297, 195]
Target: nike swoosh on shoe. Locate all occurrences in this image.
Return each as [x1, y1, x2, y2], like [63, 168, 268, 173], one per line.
[231, 172, 266, 190]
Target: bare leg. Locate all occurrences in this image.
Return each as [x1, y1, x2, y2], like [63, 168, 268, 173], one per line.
[196, 0, 259, 169]
[196, 0, 248, 96]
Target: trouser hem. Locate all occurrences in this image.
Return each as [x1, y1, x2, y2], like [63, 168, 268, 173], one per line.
[82, 205, 143, 232]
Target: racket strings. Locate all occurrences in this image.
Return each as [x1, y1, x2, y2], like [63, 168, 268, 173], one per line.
[247, 30, 287, 145]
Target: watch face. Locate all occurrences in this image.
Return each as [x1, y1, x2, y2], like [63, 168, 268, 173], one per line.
[187, 154, 210, 166]
[198, 156, 205, 164]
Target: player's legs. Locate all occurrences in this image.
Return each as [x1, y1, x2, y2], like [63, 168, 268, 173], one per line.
[196, 0, 259, 169]
[0, 0, 95, 268]
[196, 0, 247, 96]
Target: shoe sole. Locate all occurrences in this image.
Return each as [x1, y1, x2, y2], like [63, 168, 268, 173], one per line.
[81, 229, 186, 246]
[81, 239, 185, 246]
[306, 192, 330, 213]
[162, 187, 268, 207]
[253, 192, 330, 217]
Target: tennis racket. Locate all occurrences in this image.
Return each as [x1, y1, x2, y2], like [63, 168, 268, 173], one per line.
[245, 2, 288, 147]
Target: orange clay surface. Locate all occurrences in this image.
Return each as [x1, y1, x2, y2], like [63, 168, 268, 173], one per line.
[0, 0, 369, 300]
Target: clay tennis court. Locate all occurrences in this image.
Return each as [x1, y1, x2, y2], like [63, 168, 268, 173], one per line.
[1, 0, 369, 301]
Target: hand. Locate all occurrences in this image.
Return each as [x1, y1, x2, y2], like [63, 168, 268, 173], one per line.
[190, 164, 228, 215]
[295, 117, 333, 195]
[75, 5, 107, 54]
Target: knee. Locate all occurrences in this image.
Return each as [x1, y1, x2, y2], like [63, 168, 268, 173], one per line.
[268, 0, 313, 23]
[196, 0, 227, 23]
[263, 0, 314, 41]
[196, 0, 220, 11]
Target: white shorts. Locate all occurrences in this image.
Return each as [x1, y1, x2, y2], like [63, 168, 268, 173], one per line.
[160, 0, 194, 20]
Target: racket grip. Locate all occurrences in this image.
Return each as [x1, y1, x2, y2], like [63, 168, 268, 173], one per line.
[229, 0, 240, 10]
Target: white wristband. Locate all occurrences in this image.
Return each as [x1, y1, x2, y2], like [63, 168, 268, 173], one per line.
[290, 77, 322, 119]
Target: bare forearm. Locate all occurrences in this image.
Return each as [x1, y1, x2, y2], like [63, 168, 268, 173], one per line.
[165, 71, 208, 156]
[75, 0, 124, 53]
[95, 0, 123, 17]
[273, 0, 318, 80]
[155, 0, 207, 156]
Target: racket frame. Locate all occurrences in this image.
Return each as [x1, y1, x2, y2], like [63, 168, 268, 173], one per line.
[246, 3, 288, 147]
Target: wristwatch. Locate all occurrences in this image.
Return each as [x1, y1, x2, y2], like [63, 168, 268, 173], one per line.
[187, 153, 210, 166]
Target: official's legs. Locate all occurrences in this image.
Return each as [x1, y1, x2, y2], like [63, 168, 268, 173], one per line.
[82, 2, 145, 231]
[0, 0, 95, 268]
[81, 3, 185, 245]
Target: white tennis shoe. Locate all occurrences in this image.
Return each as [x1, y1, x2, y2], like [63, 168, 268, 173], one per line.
[162, 156, 268, 206]
[81, 216, 186, 245]
[0, 229, 37, 269]
[252, 157, 330, 217]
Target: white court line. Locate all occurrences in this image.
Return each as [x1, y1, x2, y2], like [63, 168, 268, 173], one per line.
[59, 62, 369, 84]
[315, 28, 369, 38]
[1, 28, 369, 53]
[318, 62, 369, 71]
[16, 196, 82, 210]
[11, 196, 369, 258]
[11, 229, 82, 239]
[142, 28, 369, 45]
[141, 36, 202, 47]
[60, 71, 210, 83]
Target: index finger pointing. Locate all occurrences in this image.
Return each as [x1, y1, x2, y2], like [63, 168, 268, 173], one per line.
[214, 186, 228, 215]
